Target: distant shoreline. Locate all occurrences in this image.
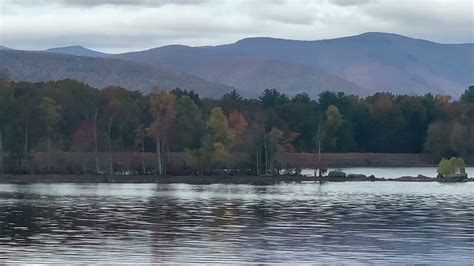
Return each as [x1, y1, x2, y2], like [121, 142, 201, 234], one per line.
[0, 174, 472, 185]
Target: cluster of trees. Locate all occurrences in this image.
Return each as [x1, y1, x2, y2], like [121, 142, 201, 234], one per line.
[0, 76, 473, 175]
[437, 157, 466, 177]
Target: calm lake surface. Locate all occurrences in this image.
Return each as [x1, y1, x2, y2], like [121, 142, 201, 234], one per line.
[303, 167, 474, 178]
[0, 182, 473, 264]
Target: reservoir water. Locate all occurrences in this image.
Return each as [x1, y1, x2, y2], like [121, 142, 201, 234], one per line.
[0, 182, 473, 264]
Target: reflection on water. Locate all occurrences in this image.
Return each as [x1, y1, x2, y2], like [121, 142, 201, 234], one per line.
[0, 183, 473, 264]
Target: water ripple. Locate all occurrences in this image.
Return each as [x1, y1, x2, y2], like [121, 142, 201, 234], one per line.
[0, 182, 473, 264]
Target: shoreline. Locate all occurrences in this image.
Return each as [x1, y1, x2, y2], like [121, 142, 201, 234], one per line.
[0, 174, 472, 185]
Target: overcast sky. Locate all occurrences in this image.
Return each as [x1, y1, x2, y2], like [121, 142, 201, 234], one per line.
[1, 0, 473, 53]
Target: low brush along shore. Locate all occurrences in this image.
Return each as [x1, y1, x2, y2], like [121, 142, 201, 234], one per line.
[0, 174, 472, 185]
[0, 152, 472, 184]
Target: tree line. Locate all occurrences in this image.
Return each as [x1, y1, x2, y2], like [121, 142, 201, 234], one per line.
[0, 76, 473, 175]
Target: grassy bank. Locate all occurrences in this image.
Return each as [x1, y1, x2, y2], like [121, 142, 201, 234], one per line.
[279, 152, 441, 168]
[4, 151, 451, 175]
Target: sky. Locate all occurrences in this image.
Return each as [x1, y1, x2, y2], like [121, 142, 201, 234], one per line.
[1, 0, 473, 53]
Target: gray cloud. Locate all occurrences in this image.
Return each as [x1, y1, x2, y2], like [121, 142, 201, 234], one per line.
[329, 0, 372, 6]
[4, 0, 207, 7]
[1, 0, 473, 53]
[242, 1, 318, 25]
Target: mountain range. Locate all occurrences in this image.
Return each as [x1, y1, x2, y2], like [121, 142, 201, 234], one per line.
[47, 45, 109, 58]
[0, 49, 231, 97]
[1, 32, 473, 97]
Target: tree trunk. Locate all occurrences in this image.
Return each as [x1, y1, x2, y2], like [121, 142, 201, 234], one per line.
[82, 159, 86, 175]
[94, 108, 100, 173]
[161, 135, 167, 175]
[156, 134, 162, 175]
[264, 134, 268, 175]
[269, 136, 274, 175]
[259, 145, 262, 175]
[226, 160, 229, 176]
[317, 121, 322, 163]
[108, 119, 113, 175]
[25, 115, 33, 175]
[24, 116, 28, 155]
[141, 134, 146, 174]
[317, 119, 323, 177]
[47, 130, 50, 172]
[0, 129, 4, 174]
[256, 147, 258, 176]
[119, 154, 124, 175]
[165, 137, 168, 175]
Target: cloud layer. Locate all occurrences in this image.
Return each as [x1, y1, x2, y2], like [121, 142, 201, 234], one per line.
[1, 0, 473, 53]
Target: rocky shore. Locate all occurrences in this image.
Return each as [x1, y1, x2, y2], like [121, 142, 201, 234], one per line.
[0, 172, 471, 185]
[0, 174, 317, 185]
[320, 170, 470, 182]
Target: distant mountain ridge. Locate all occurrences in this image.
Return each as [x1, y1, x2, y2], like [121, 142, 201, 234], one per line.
[3, 32, 473, 97]
[113, 32, 474, 96]
[0, 50, 233, 97]
[224, 33, 474, 95]
[117, 50, 366, 97]
[46, 45, 109, 58]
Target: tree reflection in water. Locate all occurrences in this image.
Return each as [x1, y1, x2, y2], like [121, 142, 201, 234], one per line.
[0, 183, 473, 264]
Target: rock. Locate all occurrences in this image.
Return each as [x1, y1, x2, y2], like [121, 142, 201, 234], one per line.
[397, 176, 416, 181]
[438, 173, 468, 183]
[327, 170, 346, 178]
[347, 174, 367, 180]
[446, 173, 468, 178]
[417, 174, 433, 180]
[396, 175, 434, 182]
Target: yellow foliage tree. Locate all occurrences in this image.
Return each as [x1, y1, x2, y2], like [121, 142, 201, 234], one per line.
[148, 88, 176, 175]
[40, 97, 61, 172]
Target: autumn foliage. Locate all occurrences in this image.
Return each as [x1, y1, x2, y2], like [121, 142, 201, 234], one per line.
[0, 78, 473, 175]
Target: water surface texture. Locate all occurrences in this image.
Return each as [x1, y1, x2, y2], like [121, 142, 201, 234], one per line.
[0, 183, 473, 264]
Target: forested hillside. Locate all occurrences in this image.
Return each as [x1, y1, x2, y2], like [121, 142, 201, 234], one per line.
[0, 76, 472, 174]
[114, 32, 474, 96]
[22, 32, 474, 98]
[0, 50, 233, 97]
[116, 47, 367, 97]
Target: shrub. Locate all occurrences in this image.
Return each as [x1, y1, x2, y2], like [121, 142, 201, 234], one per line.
[438, 157, 466, 177]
